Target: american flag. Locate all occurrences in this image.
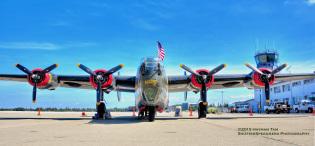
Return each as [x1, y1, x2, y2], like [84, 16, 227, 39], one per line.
[157, 41, 165, 61]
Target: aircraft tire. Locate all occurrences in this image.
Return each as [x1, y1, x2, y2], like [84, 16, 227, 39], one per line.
[308, 108, 312, 113]
[198, 102, 207, 119]
[276, 110, 280, 114]
[148, 106, 156, 122]
[97, 102, 105, 119]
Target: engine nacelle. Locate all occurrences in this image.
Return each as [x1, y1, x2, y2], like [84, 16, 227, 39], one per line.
[27, 68, 58, 90]
[190, 69, 214, 90]
[244, 68, 275, 88]
[89, 69, 114, 89]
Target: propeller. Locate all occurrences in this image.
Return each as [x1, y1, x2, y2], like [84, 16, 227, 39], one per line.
[245, 63, 287, 104]
[77, 64, 124, 105]
[117, 72, 122, 102]
[16, 64, 58, 103]
[180, 64, 226, 103]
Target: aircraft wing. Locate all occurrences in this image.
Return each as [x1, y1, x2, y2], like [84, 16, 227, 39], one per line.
[168, 73, 315, 92]
[0, 74, 136, 92]
[1, 72, 314, 92]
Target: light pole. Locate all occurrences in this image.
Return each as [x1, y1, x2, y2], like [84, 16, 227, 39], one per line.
[214, 90, 225, 113]
[221, 91, 224, 112]
[287, 66, 293, 105]
[259, 89, 262, 114]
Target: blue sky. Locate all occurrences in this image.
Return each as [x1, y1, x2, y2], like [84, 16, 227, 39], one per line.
[0, 0, 315, 108]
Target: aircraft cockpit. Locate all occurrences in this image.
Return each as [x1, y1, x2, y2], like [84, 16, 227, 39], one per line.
[140, 57, 162, 76]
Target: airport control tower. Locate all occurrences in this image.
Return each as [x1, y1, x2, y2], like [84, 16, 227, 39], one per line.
[254, 50, 279, 69]
[254, 50, 279, 113]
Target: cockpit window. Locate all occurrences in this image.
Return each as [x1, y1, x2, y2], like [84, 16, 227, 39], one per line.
[140, 57, 163, 75]
[146, 62, 155, 67]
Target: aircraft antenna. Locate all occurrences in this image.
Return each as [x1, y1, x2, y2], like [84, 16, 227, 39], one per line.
[255, 38, 259, 51]
[286, 65, 292, 74]
[272, 40, 275, 50]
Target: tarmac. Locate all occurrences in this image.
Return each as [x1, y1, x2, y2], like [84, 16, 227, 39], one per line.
[0, 111, 314, 146]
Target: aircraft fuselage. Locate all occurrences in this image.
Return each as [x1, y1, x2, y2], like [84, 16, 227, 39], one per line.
[135, 57, 168, 112]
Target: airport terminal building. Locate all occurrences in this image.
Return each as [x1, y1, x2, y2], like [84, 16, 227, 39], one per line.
[253, 78, 315, 112]
[250, 51, 315, 112]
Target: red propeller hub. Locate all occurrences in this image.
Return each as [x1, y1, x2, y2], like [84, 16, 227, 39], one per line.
[89, 69, 113, 89]
[252, 68, 275, 87]
[191, 69, 214, 89]
[27, 68, 51, 87]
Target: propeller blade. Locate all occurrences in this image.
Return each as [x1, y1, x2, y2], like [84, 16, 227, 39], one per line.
[77, 64, 96, 76]
[184, 71, 188, 101]
[208, 64, 227, 75]
[42, 64, 58, 74]
[184, 91, 188, 101]
[16, 64, 32, 75]
[245, 63, 264, 75]
[117, 91, 121, 102]
[104, 64, 124, 76]
[270, 64, 287, 75]
[180, 64, 200, 76]
[96, 82, 102, 105]
[32, 83, 37, 103]
[264, 81, 270, 104]
[116, 72, 121, 102]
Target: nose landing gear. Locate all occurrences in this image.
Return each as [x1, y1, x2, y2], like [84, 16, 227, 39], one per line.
[148, 106, 156, 122]
[137, 106, 156, 122]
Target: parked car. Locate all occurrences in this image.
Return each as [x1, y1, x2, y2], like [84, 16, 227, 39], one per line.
[229, 106, 237, 113]
[207, 107, 218, 114]
[264, 102, 291, 114]
[293, 100, 315, 113]
[236, 105, 249, 113]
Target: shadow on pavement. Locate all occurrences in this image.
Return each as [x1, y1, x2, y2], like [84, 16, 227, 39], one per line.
[0, 114, 309, 123]
[88, 116, 142, 125]
[87, 116, 198, 124]
[0, 117, 89, 120]
[206, 115, 309, 120]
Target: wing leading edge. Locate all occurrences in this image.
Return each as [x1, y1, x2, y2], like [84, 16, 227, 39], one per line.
[0, 74, 136, 92]
[168, 73, 315, 92]
[1, 72, 315, 92]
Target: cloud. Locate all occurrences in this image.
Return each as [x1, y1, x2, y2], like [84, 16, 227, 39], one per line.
[131, 19, 158, 31]
[284, 0, 315, 6]
[285, 60, 315, 73]
[306, 0, 315, 5]
[0, 42, 97, 50]
[0, 42, 61, 50]
[229, 94, 254, 99]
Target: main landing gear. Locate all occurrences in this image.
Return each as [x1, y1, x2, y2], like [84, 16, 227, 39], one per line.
[77, 64, 123, 120]
[179, 64, 226, 120]
[137, 106, 156, 122]
[198, 102, 207, 119]
[93, 101, 111, 120]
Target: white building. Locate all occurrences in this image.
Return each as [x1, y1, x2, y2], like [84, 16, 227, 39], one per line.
[254, 78, 315, 112]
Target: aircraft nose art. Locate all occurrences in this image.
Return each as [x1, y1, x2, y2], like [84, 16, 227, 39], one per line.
[143, 79, 159, 103]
